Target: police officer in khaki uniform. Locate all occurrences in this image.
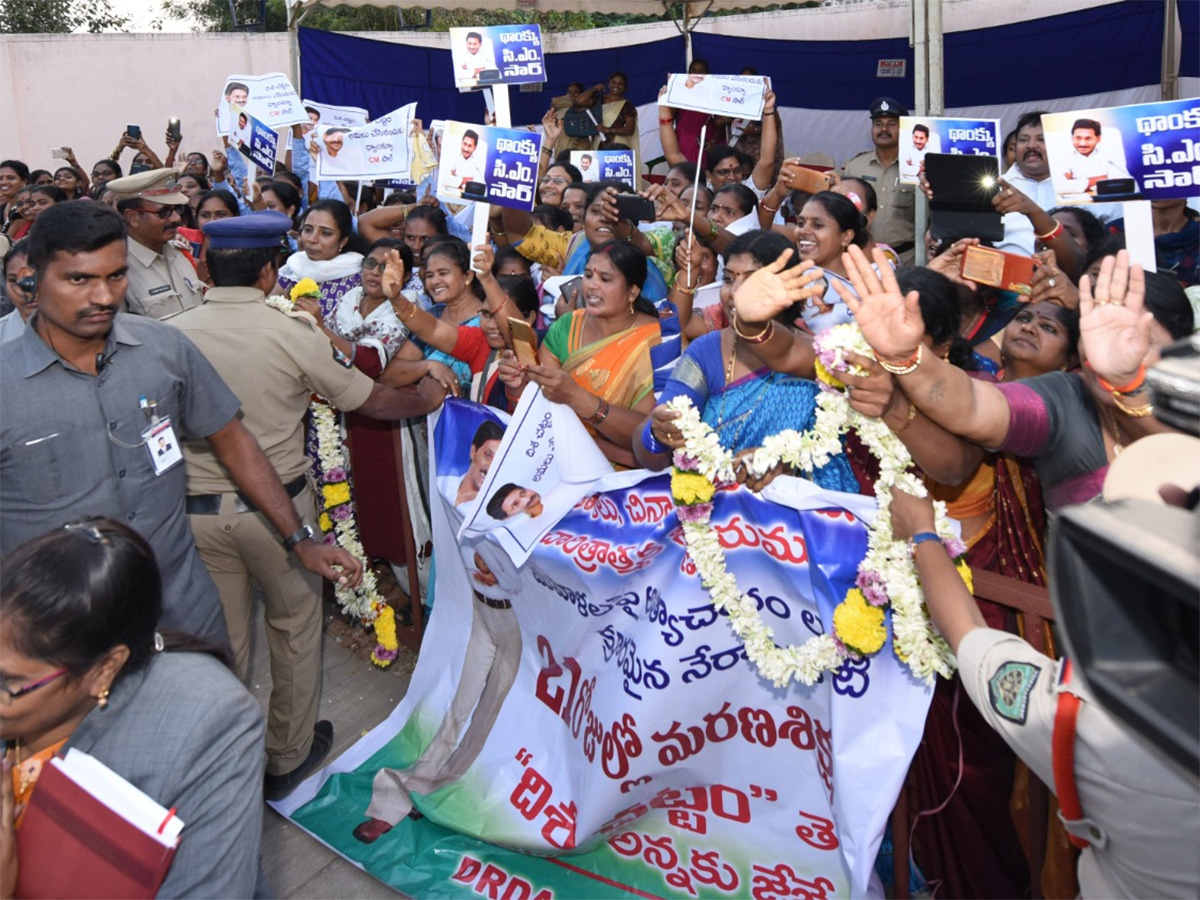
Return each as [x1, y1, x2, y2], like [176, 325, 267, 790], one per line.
[889, 486, 1199, 900]
[842, 97, 917, 264]
[174, 211, 449, 800]
[108, 168, 206, 319]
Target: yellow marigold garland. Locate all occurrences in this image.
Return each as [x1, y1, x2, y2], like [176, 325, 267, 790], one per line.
[832, 589, 887, 656]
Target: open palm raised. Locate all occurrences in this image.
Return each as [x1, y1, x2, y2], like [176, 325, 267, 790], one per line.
[835, 245, 926, 362]
[1078, 250, 1153, 385]
[732, 248, 825, 324]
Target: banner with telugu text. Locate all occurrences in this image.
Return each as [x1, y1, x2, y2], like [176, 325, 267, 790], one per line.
[1043, 98, 1200, 206]
[275, 396, 931, 899]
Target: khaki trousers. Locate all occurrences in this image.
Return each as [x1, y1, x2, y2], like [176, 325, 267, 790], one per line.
[188, 484, 323, 776]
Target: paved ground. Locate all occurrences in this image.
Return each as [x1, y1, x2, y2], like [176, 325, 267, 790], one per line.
[250, 599, 417, 898]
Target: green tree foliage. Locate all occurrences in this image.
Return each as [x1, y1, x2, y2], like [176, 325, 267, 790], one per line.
[0, 0, 129, 33]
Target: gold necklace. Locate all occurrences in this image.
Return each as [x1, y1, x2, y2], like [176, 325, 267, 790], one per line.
[1105, 407, 1125, 457]
[961, 308, 985, 340]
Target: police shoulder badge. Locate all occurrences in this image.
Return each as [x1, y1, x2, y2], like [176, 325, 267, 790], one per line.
[332, 345, 353, 369]
[988, 661, 1041, 725]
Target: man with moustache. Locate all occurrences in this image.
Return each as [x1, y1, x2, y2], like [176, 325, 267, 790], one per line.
[108, 168, 205, 319]
[844, 97, 916, 263]
[991, 111, 1089, 262]
[920, 111, 1086, 275]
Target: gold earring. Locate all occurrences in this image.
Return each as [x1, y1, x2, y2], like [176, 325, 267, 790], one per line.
[97, 688, 110, 709]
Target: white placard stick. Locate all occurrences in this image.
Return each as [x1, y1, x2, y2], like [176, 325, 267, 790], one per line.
[471, 203, 490, 274]
[492, 84, 512, 129]
[686, 123, 708, 288]
[1121, 200, 1157, 273]
[355, 180, 364, 215]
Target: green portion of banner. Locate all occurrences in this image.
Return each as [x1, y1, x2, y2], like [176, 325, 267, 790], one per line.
[291, 745, 782, 900]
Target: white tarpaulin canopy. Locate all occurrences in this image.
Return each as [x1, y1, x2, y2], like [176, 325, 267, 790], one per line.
[285, 0, 765, 12]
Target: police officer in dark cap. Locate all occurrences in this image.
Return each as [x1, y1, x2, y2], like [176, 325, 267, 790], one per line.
[843, 96, 916, 263]
[173, 211, 448, 800]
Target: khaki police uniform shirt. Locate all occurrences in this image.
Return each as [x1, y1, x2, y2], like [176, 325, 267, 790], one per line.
[841, 149, 916, 258]
[174, 287, 374, 495]
[124, 239, 206, 320]
[958, 628, 1200, 899]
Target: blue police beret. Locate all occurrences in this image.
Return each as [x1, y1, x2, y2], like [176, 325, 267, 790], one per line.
[203, 210, 293, 249]
[869, 97, 909, 119]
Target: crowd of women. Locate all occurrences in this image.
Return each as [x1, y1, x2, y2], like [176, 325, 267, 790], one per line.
[1, 64, 1197, 899]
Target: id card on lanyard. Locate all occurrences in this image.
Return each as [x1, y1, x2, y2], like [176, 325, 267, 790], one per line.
[140, 396, 182, 475]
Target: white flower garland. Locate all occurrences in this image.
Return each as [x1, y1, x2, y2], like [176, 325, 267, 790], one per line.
[669, 323, 958, 687]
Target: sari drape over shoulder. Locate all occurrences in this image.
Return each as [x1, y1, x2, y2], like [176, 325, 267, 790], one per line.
[548, 309, 660, 410]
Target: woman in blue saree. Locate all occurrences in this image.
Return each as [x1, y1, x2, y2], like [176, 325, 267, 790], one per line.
[635, 230, 858, 493]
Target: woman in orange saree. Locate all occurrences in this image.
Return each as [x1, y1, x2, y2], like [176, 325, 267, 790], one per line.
[503, 241, 660, 468]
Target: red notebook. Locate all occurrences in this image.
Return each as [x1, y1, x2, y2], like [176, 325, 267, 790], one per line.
[16, 751, 182, 899]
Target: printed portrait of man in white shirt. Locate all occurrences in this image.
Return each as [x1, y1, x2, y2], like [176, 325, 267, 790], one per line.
[1055, 117, 1131, 196]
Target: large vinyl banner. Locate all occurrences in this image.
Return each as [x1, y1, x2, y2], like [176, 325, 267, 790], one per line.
[277, 395, 932, 899]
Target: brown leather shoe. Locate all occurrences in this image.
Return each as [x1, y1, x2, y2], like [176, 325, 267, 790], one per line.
[352, 818, 394, 844]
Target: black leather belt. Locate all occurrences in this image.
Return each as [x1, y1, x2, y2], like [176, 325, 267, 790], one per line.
[473, 591, 512, 610]
[186, 475, 308, 516]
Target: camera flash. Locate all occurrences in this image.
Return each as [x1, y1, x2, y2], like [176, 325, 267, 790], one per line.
[980, 176, 996, 190]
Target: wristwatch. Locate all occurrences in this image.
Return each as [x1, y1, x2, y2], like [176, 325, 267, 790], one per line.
[283, 524, 315, 552]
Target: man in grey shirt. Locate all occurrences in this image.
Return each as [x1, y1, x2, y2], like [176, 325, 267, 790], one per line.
[0, 201, 364, 645]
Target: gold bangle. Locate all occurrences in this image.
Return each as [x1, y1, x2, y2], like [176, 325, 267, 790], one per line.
[731, 315, 774, 345]
[1111, 392, 1154, 417]
[674, 283, 697, 295]
[891, 399, 918, 434]
[877, 344, 924, 376]
[399, 304, 417, 323]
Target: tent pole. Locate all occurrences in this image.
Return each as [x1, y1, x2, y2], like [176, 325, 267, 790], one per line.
[683, 1, 693, 69]
[912, 0, 929, 265]
[289, 5, 311, 96]
[929, 0, 943, 117]
[1162, 0, 1178, 101]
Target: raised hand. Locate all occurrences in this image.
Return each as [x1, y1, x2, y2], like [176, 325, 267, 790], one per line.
[496, 349, 526, 392]
[991, 177, 1039, 219]
[645, 183, 688, 223]
[732, 248, 824, 324]
[673, 231, 704, 289]
[381, 248, 409, 300]
[1029, 248, 1079, 309]
[1078, 249, 1152, 385]
[657, 85, 675, 121]
[924, 237, 981, 289]
[473, 242, 495, 278]
[835, 245, 926, 362]
[541, 108, 563, 145]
